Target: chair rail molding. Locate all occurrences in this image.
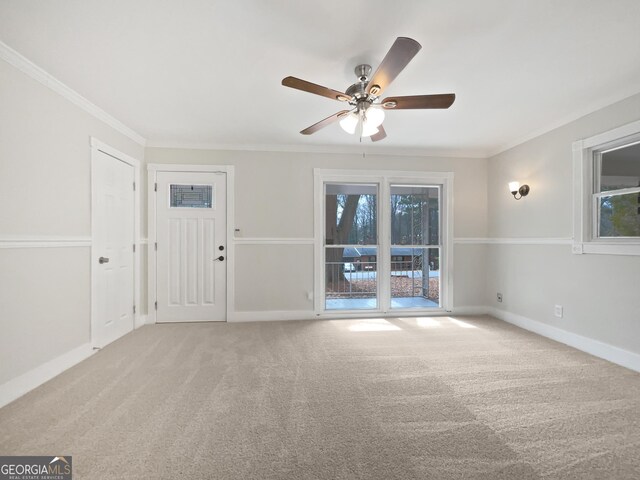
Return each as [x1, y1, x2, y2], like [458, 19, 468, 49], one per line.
[234, 237, 314, 245]
[453, 237, 572, 245]
[0, 236, 92, 249]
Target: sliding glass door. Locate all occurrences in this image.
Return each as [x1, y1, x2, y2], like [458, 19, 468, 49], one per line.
[317, 171, 451, 314]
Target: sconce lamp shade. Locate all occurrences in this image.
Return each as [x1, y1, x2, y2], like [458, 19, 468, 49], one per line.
[508, 181, 530, 200]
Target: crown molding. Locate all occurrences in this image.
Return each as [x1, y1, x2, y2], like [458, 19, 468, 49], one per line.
[488, 88, 640, 158]
[0, 40, 146, 147]
[145, 141, 489, 159]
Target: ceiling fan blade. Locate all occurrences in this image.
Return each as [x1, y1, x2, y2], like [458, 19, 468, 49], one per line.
[382, 94, 456, 110]
[282, 76, 351, 102]
[370, 125, 387, 142]
[300, 110, 351, 135]
[366, 37, 422, 96]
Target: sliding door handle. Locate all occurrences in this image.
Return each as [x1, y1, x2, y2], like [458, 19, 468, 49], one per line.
[98, 257, 110, 264]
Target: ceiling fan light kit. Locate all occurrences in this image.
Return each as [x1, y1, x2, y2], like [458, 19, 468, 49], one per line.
[282, 37, 456, 142]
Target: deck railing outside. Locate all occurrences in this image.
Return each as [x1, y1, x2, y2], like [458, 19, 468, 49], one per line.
[325, 260, 439, 301]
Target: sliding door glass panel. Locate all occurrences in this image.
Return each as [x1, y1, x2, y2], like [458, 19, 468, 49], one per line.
[325, 183, 378, 310]
[389, 185, 441, 309]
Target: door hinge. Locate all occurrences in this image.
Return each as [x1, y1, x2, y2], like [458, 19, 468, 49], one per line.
[133, 181, 136, 191]
[154, 242, 158, 251]
[154, 183, 158, 192]
[154, 301, 158, 310]
[133, 243, 136, 253]
[133, 305, 136, 314]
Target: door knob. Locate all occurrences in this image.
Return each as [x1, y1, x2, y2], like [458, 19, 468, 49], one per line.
[214, 255, 225, 261]
[98, 257, 110, 264]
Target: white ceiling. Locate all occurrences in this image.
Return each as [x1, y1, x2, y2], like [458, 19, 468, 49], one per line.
[1, 0, 640, 156]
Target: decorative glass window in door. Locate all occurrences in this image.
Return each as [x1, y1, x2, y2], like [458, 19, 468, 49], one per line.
[170, 184, 213, 208]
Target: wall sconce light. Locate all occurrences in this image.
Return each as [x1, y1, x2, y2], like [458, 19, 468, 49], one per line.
[508, 181, 530, 200]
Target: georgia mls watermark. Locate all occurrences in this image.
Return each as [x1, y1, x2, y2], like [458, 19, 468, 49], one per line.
[0, 456, 72, 480]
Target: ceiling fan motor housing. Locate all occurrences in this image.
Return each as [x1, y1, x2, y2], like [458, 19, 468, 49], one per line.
[345, 82, 367, 101]
[346, 64, 377, 106]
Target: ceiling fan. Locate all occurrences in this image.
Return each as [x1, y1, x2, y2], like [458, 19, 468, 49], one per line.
[282, 37, 455, 142]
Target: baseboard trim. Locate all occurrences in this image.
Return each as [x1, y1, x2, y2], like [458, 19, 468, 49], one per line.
[231, 310, 315, 322]
[487, 307, 640, 373]
[450, 306, 489, 315]
[135, 315, 147, 329]
[231, 307, 488, 323]
[0, 343, 96, 409]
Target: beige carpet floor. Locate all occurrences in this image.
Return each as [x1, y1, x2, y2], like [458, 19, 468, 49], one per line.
[1, 315, 640, 479]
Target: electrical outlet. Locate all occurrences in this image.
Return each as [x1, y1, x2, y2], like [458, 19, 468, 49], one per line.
[497, 293, 503, 303]
[554, 305, 563, 318]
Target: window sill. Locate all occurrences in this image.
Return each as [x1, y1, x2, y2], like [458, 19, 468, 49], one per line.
[573, 242, 640, 256]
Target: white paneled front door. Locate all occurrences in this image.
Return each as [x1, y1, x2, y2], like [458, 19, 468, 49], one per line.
[92, 150, 135, 348]
[156, 172, 227, 322]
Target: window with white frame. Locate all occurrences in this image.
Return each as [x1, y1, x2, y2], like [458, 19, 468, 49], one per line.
[573, 120, 640, 255]
[593, 141, 640, 238]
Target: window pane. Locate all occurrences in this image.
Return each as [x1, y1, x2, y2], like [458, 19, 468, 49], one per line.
[390, 185, 439, 245]
[325, 247, 377, 310]
[390, 248, 440, 309]
[170, 184, 212, 208]
[600, 142, 640, 192]
[599, 193, 640, 237]
[325, 184, 377, 245]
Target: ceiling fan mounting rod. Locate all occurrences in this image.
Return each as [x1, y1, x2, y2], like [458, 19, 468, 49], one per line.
[355, 64, 372, 82]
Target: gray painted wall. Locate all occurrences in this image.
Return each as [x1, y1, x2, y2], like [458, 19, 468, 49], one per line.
[0, 59, 144, 385]
[144, 148, 490, 313]
[486, 92, 640, 355]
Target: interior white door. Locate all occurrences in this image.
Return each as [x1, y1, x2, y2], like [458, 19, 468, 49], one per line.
[156, 172, 226, 322]
[92, 150, 135, 348]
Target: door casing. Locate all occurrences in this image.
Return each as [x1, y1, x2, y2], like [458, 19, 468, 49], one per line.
[147, 164, 235, 324]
